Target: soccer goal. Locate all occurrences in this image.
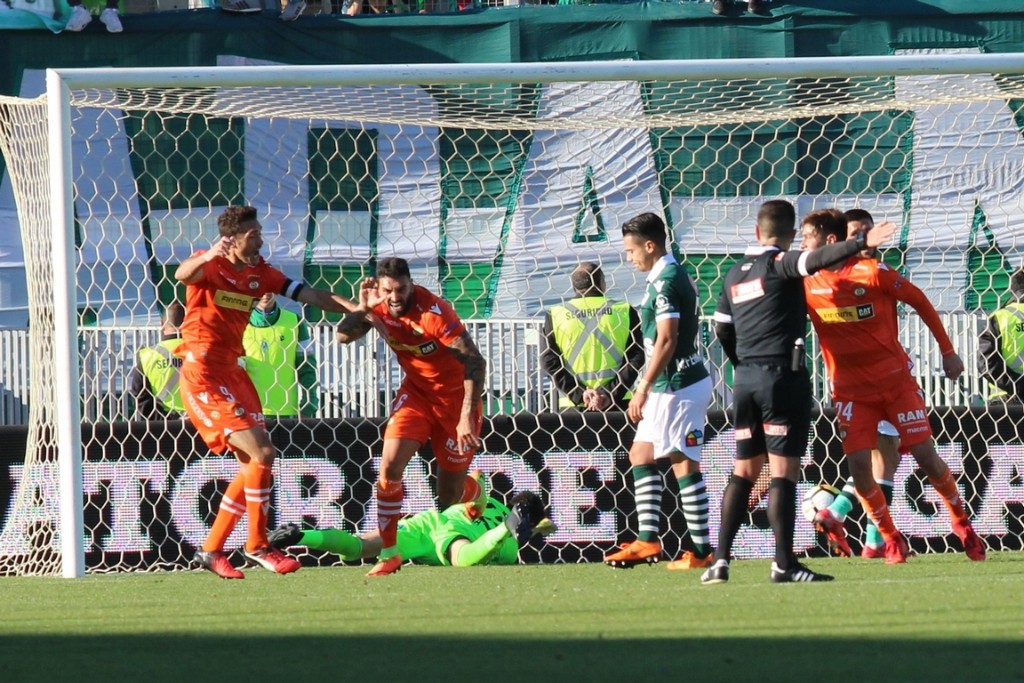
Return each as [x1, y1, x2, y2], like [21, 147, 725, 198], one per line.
[2, 53, 1024, 577]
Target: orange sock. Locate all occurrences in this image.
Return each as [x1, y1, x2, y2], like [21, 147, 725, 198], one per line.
[858, 485, 899, 541]
[929, 467, 969, 526]
[459, 475, 480, 505]
[244, 462, 273, 552]
[377, 478, 404, 552]
[202, 464, 248, 552]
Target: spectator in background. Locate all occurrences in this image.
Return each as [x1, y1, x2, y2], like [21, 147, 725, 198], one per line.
[541, 262, 643, 412]
[221, 0, 308, 22]
[128, 302, 186, 420]
[712, 0, 763, 16]
[243, 292, 319, 418]
[979, 267, 1024, 405]
[64, 0, 122, 32]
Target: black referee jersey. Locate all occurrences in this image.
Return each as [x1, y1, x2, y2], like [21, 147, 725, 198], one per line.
[713, 237, 869, 365]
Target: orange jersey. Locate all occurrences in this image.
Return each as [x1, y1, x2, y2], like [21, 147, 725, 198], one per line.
[178, 253, 295, 366]
[373, 286, 468, 397]
[804, 257, 954, 397]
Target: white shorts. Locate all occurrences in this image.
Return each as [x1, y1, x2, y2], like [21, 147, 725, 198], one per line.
[877, 420, 899, 438]
[634, 376, 712, 461]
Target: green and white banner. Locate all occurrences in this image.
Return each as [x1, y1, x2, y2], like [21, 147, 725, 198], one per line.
[3, 46, 1024, 326]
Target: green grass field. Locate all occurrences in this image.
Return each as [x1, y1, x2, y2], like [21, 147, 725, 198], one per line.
[2, 553, 1023, 683]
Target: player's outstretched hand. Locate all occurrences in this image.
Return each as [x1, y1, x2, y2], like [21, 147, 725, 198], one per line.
[865, 220, 898, 248]
[942, 352, 965, 381]
[358, 277, 385, 311]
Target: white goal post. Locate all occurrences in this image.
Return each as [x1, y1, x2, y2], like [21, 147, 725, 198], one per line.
[2, 53, 1024, 576]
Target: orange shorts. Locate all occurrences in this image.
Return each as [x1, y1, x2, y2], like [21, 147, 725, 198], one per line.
[179, 361, 265, 454]
[834, 374, 931, 455]
[384, 385, 482, 472]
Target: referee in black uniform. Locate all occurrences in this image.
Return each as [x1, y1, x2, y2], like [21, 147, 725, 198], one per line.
[701, 199, 896, 584]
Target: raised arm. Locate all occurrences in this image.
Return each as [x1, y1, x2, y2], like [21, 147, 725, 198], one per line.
[778, 221, 899, 279]
[335, 278, 383, 344]
[294, 286, 361, 317]
[175, 237, 232, 284]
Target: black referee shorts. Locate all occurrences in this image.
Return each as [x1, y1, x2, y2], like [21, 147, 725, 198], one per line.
[732, 363, 812, 460]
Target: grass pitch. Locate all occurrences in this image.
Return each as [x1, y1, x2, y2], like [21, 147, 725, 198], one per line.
[1, 553, 1022, 683]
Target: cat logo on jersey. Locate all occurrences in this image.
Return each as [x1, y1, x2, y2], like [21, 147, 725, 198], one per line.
[387, 338, 438, 356]
[816, 303, 875, 323]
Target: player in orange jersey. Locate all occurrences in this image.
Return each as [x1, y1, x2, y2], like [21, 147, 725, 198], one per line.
[175, 205, 364, 579]
[335, 257, 487, 576]
[801, 208, 985, 563]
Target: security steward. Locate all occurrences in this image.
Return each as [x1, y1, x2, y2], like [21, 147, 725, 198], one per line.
[541, 262, 644, 411]
[979, 268, 1024, 404]
[243, 292, 319, 418]
[129, 302, 187, 419]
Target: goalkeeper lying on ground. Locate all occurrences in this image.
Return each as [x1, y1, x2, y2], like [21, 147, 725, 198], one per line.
[269, 486, 555, 568]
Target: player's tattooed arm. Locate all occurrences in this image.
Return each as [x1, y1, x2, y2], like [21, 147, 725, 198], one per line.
[336, 277, 384, 343]
[335, 313, 373, 343]
[447, 332, 486, 394]
[448, 331, 486, 453]
[448, 333, 483, 387]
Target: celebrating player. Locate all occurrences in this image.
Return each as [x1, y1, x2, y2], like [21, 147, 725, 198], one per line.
[812, 209, 901, 559]
[176, 205, 363, 579]
[800, 208, 985, 563]
[335, 257, 486, 576]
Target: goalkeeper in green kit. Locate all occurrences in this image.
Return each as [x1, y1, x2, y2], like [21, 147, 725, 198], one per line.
[269, 475, 555, 569]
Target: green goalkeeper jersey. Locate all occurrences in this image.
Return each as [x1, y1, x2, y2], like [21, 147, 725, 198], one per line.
[398, 497, 519, 566]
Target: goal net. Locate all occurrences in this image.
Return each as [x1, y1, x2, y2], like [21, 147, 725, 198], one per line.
[2, 53, 1024, 576]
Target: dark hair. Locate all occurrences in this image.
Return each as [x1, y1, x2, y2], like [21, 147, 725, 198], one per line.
[509, 490, 546, 523]
[802, 208, 848, 242]
[377, 257, 411, 280]
[1011, 268, 1024, 300]
[844, 208, 874, 226]
[571, 262, 604, 296]
[217, 205, 258, 237]
[163, 301, 185, 328]
[756, 200, 797, 240]
[621, 212, 667, 248]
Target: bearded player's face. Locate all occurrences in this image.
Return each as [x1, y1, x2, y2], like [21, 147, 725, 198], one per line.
[378, 275, 414, 317]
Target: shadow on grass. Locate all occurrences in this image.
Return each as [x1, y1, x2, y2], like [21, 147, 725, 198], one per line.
[1, 635, 1021, 683]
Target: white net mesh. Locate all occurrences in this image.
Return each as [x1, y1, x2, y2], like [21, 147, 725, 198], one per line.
[2, 54, 1024, 575]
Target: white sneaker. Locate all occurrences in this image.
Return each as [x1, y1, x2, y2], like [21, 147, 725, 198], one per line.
[99, 8, 122, 33]
[64, 5, 92, 32]
[222, 0, 262, 12]
[279, 0, 306, 20]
